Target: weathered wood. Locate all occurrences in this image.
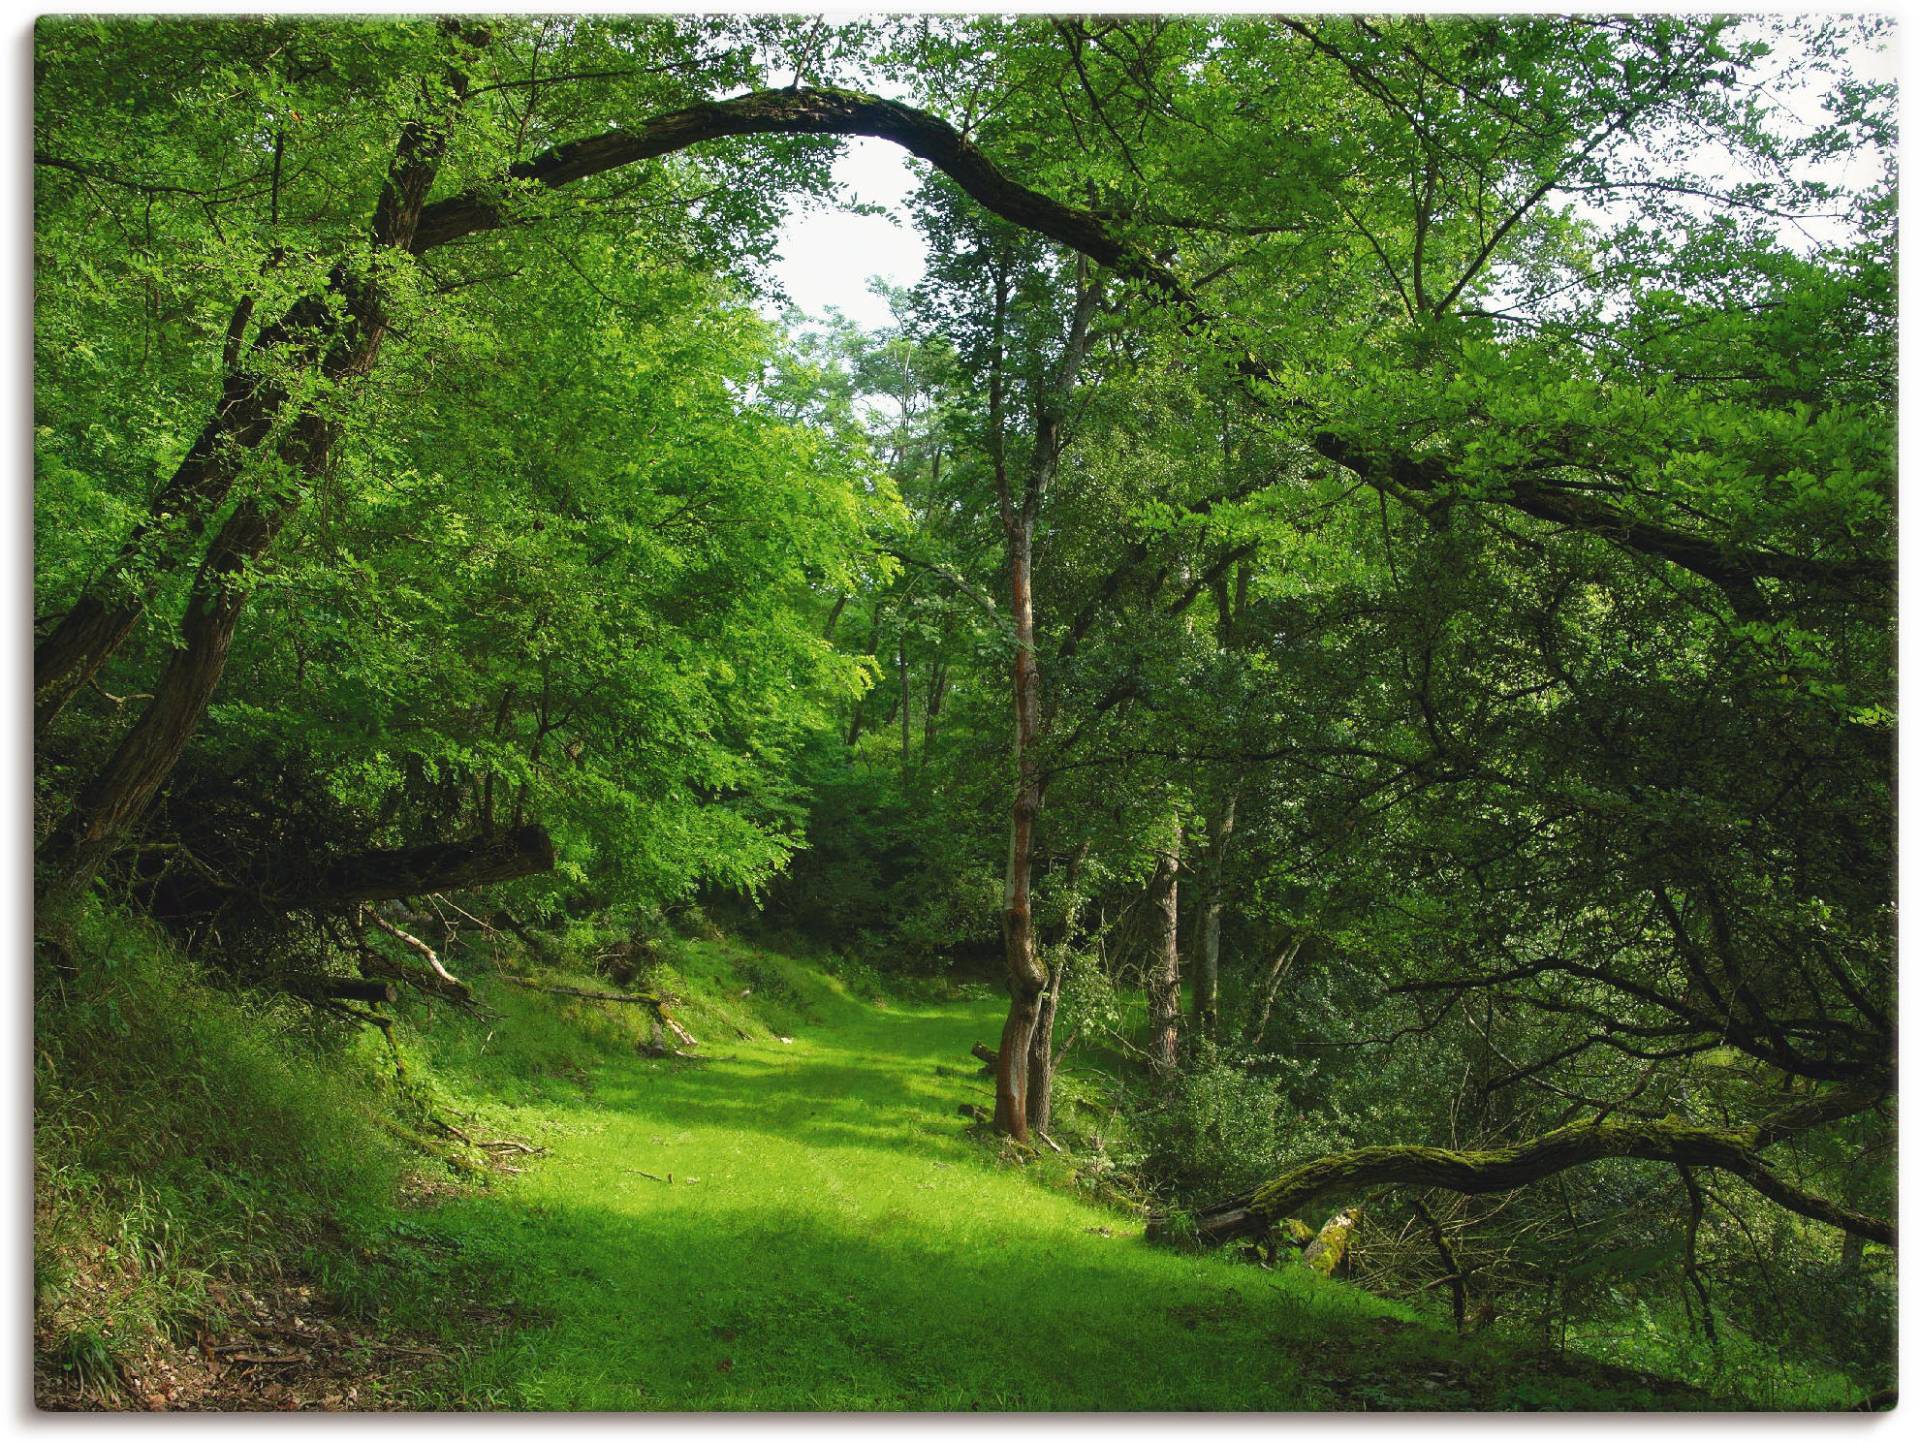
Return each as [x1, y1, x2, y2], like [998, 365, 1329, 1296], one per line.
[971, 1042, 999, 1068]
[1155, 1090, 1892, 1248]
[1303, 1208, 1360, 1275]
[364, 910, 469, 999]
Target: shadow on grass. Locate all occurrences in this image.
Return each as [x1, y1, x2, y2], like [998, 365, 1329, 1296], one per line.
[402, 1001, 1718, 1412]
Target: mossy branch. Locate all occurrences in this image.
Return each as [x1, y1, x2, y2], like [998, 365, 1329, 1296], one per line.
[1165, 1088, 1891, 1247]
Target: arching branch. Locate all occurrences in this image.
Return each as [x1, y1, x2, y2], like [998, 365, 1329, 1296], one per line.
[1157, 1086, 1891, 1247]
[411, 86, 1880, 603]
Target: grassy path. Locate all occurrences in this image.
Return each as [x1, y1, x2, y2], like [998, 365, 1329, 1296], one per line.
[415, 954, 1690, 1411]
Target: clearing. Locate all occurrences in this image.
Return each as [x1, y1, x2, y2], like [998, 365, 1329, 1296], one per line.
[396, 950, 1705, 1411]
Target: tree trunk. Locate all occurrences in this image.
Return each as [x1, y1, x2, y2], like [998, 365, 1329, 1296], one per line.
[898, 635, 911, 771]
[39, 482, 309, 903]
[1156, 1087, 1893, 1247]
[1247, 934, 1304, 1046]
[1027, 951, 1063, 1133]
[1147, 823, 1182, 1074]
[845, 604, 883, 747]
[993, 513, 1048, 1140]
[36, 74, 467, 906]
[1193, 791, 1236, 1039]
[34, 27, 486, 738]
[1028, 839, 1089, 1134]
[33, 360, 280, 735]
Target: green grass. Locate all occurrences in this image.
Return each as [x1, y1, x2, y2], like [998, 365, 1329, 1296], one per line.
[37, 916, 1830, 1411]
[381, 941, 1703, 1411]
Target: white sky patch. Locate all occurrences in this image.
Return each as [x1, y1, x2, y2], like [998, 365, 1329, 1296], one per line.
[769, 139, 928, 332]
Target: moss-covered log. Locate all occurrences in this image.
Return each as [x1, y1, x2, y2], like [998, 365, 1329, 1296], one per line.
[1160, 1089, 1891, 1248]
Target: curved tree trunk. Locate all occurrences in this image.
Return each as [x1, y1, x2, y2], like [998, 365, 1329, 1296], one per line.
[36, 65, 469, 907]
[1157, 1087, 1893, 1247]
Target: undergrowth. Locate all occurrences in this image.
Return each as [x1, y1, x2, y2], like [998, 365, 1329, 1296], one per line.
[31, 902, 1878, 1411]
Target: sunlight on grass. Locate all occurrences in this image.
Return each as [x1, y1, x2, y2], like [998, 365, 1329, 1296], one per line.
[409, 969, 1412, 1409]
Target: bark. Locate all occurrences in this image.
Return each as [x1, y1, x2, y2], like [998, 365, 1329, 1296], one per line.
[1193, 794, 1236, 1039]
[1146, 825, 1182, 1074]
[399, 86, 1882, 601]
[1158, 1087, 1893, 1247]
[36, 73, 468, 905]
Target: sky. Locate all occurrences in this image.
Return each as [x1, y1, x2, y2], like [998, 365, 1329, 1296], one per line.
[768, 140, 928, 332]
[763, 15, 1898, 333]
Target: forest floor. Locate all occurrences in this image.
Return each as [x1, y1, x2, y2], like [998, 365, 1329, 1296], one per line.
[393, 948, 1710, 1411]
[36, 926, 1730, 1412]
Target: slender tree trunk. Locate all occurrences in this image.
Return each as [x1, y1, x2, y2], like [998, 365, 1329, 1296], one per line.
[898, 635, 911, 771]
[1026, 840, 1088, 1134]
[1147, 823, 1182, 1073]
[1027, 952, 1062, 1134]
[1193, 790, 1236, 1039]
[993, 515, 1049, 1140]
[34, 358, 280, 734]
[922, 656, 947, 752]
[845, 604, 883, 746]
[987, 254, 1099, 1142]
[1247, 933, 1304, 1047]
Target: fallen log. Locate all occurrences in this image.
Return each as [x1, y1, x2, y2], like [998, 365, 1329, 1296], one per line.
[150, 826, 558, 918]
[297, 825, 555, 907]
[971, 1042, 999, 1067]
[1303, 1208, 1360, 1276]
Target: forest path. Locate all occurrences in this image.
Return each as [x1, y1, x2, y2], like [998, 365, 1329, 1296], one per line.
[423, 957, 1696, 1410]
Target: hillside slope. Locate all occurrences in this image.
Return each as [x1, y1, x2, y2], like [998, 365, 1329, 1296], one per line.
[36, 919, 1726, 1411]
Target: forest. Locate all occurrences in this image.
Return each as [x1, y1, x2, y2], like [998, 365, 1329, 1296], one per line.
[32, 12, 1894, 1412]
